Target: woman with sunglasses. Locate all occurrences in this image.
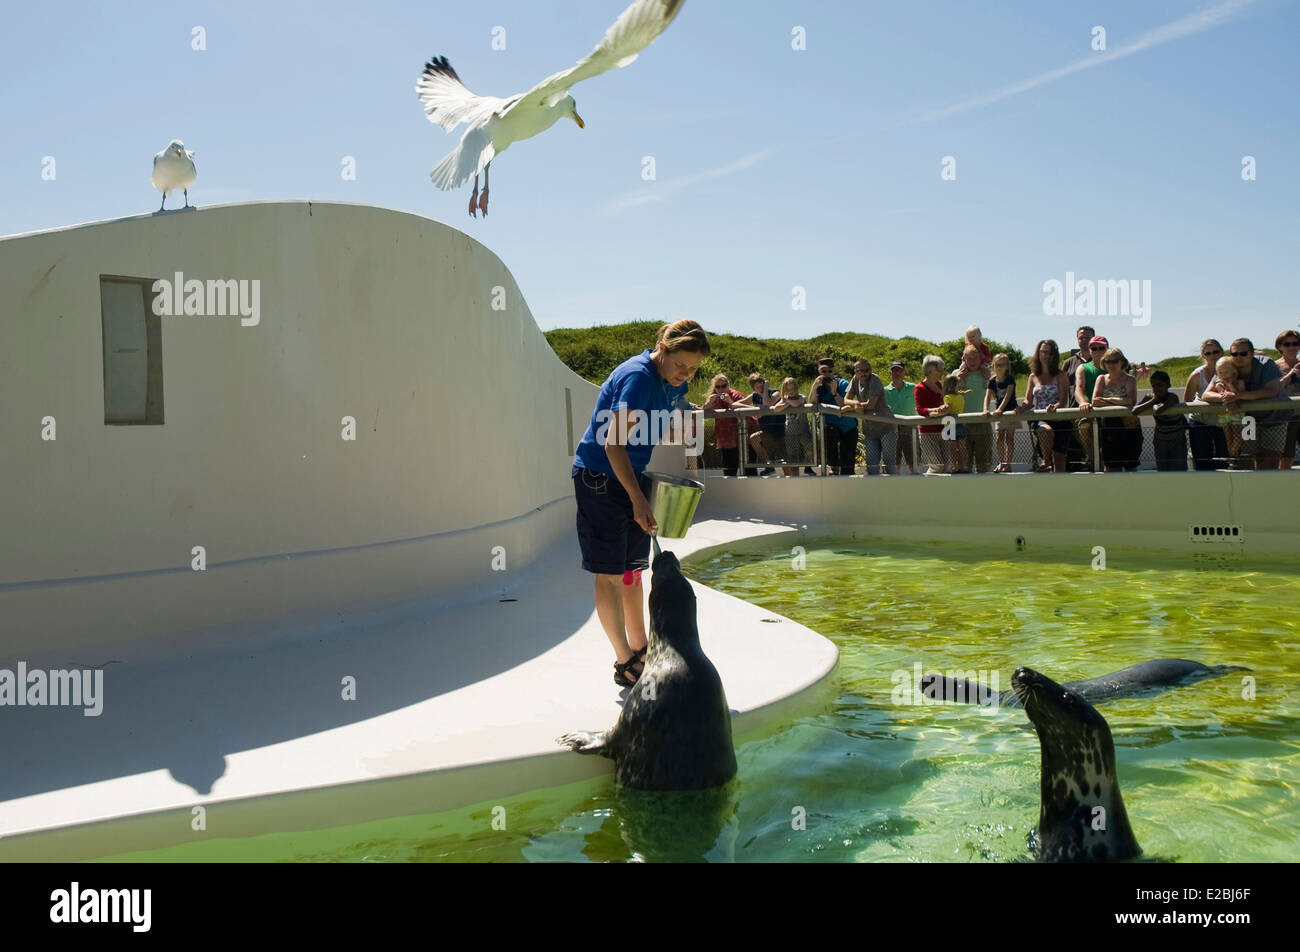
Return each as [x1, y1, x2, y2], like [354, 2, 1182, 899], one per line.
[1184, 339, 1228, 470]
[704, 374, 758, 477]
[1091, 347, 1140, 472]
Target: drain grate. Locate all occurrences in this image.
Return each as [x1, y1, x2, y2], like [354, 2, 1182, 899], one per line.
[1188, 525, 1243, 542]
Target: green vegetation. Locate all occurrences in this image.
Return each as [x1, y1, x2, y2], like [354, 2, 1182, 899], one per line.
[543, 321, 1267, 403]
[545, 321, 1027, 404]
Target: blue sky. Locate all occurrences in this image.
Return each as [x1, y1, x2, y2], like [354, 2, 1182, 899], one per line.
[2, 0, 1297, 361]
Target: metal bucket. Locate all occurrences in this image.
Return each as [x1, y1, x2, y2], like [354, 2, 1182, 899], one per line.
[643, 471, 705, 539]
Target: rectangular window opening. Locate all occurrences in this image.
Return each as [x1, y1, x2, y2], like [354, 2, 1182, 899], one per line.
[100, 276, 164, 425]
[565, 387, 574, 456]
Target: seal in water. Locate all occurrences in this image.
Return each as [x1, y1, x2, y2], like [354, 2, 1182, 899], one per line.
[922, 658, 1248, 708]
[1013, 666, 1141, 862]
[557, 549, 737, 790]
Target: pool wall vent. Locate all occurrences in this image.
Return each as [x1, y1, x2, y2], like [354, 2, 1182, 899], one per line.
[1188, 525, 1243, 543]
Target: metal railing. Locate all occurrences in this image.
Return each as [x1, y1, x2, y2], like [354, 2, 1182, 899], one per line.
[691, 396, 1300, 475]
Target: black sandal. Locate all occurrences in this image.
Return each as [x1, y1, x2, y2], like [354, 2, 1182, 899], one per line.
[614, 647, 647, 687]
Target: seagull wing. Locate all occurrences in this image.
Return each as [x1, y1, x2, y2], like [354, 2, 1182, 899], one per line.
[416, 55, 510, 132]
[507, 0, 685, 115]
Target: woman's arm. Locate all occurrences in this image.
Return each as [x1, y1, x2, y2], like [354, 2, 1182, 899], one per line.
[1092, 375, 1112, 405]
[1046, 372, 1069, 411]
[1017, 376, 1037, 412]
[604, 413, 655, 531]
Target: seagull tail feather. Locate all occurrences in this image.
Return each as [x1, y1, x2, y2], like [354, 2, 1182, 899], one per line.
[430, 131, 495, 191]
[429, 149, 464, 191]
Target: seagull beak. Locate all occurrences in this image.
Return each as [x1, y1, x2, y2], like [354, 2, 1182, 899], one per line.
[573, 113, 584, 129]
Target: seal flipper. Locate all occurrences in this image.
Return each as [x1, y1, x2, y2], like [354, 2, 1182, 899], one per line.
[557, 730, 614, 757]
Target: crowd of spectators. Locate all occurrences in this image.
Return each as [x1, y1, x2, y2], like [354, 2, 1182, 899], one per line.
[695, 325, 1300, 475]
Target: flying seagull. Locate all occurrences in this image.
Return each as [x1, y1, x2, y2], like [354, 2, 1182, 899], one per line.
[416, 0, 685, 217]
[152, 139, 197, 211]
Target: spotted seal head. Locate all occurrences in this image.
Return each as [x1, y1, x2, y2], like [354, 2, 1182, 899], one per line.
[558, 549, 737, 791]
[1012, 666, 1141, 862]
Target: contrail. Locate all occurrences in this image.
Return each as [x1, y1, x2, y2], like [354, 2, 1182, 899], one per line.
[912, 0, 1257, 124]
[600, 148, 776, 215]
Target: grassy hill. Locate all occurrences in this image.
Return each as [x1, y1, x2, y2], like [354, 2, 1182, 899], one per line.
[543, 321, 1270, 403]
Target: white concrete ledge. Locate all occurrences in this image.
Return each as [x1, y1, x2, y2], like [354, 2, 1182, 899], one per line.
[683, 468, 1299, 554]
[0, 518, 837, 861]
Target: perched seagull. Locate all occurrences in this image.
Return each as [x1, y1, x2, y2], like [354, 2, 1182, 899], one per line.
[416, 0, 685, 217]
[152, 139, 197, 211]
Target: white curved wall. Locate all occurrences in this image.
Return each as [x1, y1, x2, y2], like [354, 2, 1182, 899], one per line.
[0, 202, 597, 661]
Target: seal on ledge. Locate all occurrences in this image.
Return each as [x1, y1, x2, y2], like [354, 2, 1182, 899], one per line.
[557, 549, 737, 790]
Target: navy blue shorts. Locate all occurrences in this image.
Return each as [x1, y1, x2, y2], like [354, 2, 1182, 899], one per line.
[573, 468, 651, 575]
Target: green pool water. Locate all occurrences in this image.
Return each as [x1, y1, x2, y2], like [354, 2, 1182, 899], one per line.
[96, 540, 1299, 863]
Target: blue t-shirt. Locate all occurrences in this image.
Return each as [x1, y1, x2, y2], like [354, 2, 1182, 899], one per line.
[812, 377, 856, 431]
[572, 349, 690, 477]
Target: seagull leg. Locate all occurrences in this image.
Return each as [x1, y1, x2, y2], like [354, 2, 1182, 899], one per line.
[478, 163, 490, 217]
[183, 188, 190, 208]
[159, 192, 167, 212]
[468, 175, 479, 218]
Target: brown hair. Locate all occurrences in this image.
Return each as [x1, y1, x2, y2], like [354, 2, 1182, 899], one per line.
[1029, 339, 1061, 378]
[1275, 330, 1300, 348]
[657, 319, 712, 356]
[1100, 347, 1129, 372]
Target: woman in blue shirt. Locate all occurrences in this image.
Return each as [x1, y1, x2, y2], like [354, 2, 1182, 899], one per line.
[571, 319, 712, 686]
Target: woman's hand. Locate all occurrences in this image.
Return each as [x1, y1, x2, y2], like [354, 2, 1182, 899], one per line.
[632, 495, 657, 534]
